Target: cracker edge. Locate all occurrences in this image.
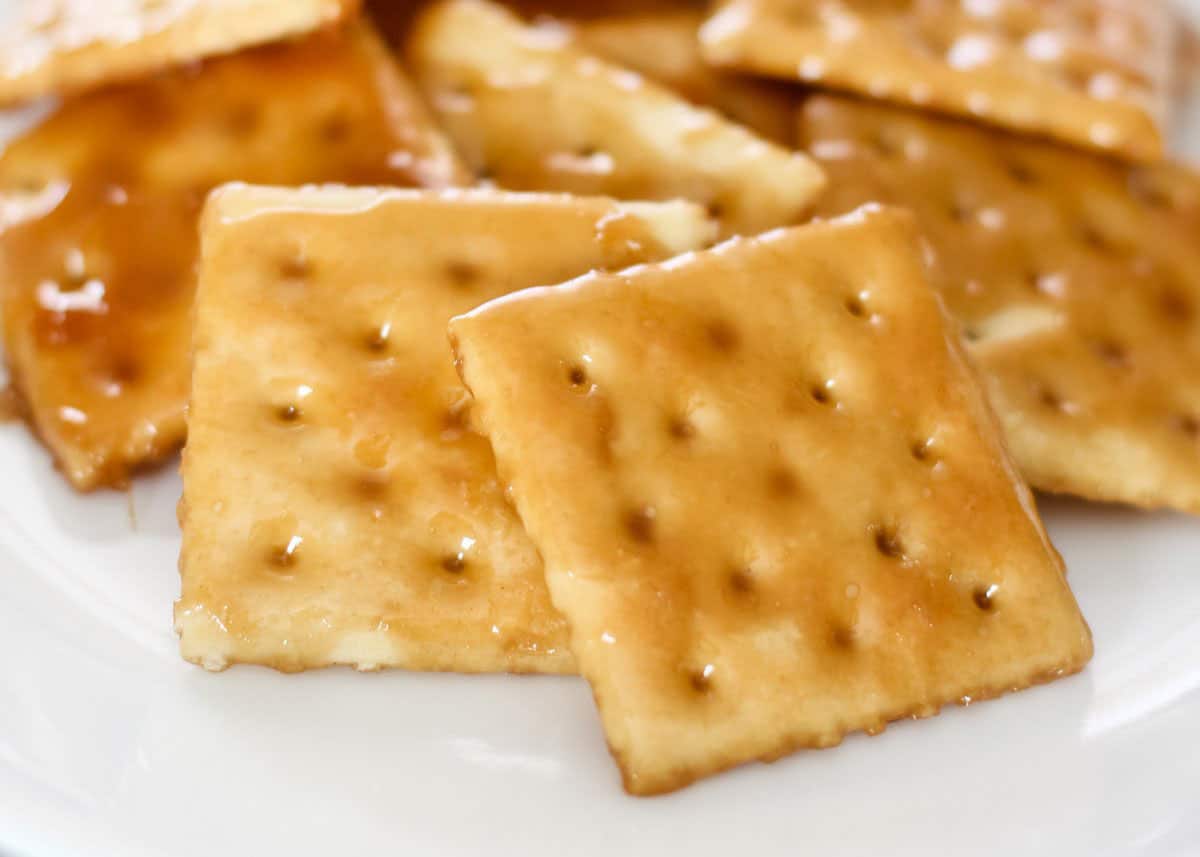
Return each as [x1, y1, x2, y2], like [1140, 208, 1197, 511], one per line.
[0, 0, 364, 105]
[698, 1, 1166, 162]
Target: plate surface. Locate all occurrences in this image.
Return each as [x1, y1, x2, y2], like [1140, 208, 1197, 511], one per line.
[2, 4, 1200, 855]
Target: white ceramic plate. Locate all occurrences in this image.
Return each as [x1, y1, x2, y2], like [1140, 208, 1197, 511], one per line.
[3, 6, 1200, 856]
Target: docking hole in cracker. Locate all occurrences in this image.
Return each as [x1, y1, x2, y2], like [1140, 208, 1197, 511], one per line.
[701, 0, 1175, 162]
[407, 0, 825, 236]
[799, 94, 1200, 514]
[0, 20, 466, 491]
[450, 205, 1092, 795]
[0, 0, 360, 104]
[177, 184, 714, 673]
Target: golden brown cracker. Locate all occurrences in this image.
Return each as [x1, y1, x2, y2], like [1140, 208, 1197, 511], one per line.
[179, 184, 714, 673]
[408, 0, 825, 235]
[0, 21, 466, 491]
[702, 0, 1174, 162]
[799, 94, 1200, 513]
[450, 206, 1092, 794]
[0, 0, 359, 104]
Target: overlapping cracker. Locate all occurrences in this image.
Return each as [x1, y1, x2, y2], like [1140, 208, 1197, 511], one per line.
[570, 10, 796, 145]
[701, 0, 1175, 162]
[0, 0, 359, 104]
[178, 184, 714, 673]
[451, 206, 1092, 795]
[408, 0, 825, 235]
[0, 21, 466, 490]
[375, 0, 796, 141]
[799, 95, 1200, 513]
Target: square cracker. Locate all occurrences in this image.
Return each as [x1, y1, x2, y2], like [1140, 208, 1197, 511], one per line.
[0, 20, 466, 491]
[451, 206, 1092, 794]
[799, 94, 1200, 514]
[700, 0, 1175, 162]
[0, 0, 358, 104]
[407, 0, 825, 236]
[178, 184, 714, 673]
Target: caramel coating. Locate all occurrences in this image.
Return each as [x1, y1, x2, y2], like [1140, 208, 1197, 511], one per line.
[451, 206, 1092, 795]
[0, 21, 466, 490]
[408, 0, 825, 236]
[799, 95, 1200, 513]
[701, 0, 1173, 162]
[177, 184, 714, 673]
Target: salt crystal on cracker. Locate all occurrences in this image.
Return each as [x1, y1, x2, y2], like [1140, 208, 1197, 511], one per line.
[451, 205, 1092, 794]
[701, 0, 1175, 162]
[408, 0, 825, 235]
[0, 0, 358, 104]
[799, 94, 1200, 513]
[178, 184, 714, 673]
[0, 21, 465, 490]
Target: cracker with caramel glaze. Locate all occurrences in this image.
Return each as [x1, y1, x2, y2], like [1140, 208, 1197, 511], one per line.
[373, 0, 796, 141]
[0, 21, 465, 491]
[700, 0, 1175, 162]
[408, 0, 825, 236]
[799, 95, 1200, 513]
[178, 184, 714, 673]
[0, 0, 359, 104]
[451, 206, 1092, 794]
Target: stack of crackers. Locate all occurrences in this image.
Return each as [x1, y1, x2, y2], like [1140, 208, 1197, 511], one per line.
[0, 0, 1194, 795]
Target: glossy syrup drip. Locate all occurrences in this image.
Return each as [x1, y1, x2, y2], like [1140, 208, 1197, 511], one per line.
[0, 23, 457, 489]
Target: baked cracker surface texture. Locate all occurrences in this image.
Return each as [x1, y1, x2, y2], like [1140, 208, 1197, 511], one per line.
[700, 0, 1175, 162]
[451, 205, 1093, 795]
[0, 0, 360, 104]
[0, 20, 465, 491]
[178, 183, 714, 673]
[799, 94, 1200, 514]
[408, 0, 825, 236]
